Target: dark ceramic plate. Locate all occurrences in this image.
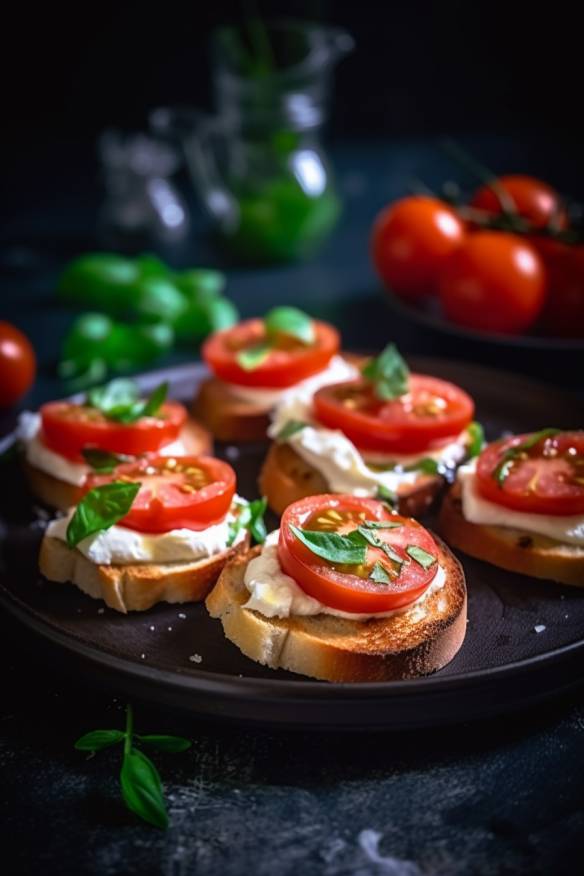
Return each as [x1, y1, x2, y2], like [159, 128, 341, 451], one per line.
[0, 360, 583, 730]
[384, 288, 584, 353]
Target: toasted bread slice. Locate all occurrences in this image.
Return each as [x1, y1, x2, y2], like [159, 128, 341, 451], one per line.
[193, 355, 366, 443]
[39, 532, 250, 613]
[259, 442, 443, 519]
[438, 482, 584, 587]
[206, 537, 467, 682]
[193, 376, 272, 443]
[23, 418, 213, 512]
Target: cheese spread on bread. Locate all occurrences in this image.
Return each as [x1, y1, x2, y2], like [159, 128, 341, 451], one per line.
[243, 530, 446, 620]
[46, 502, 247, 564]
[269, 393, 468, 497]
[222, 355, 359, 409]
[458, 459, 584, 545]
[19, 412, 188, 487]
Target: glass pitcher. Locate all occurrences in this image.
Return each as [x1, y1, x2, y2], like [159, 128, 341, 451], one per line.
[151, 20, 353, 263]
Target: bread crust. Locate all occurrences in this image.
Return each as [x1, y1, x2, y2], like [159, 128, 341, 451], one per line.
[39, 532, 250, 613]
[259, 442, 443, 519]
[206, 537, 467, 682]
[438, 483, 584, 587]
[22, 418, 213, 512]
[192, 354, 367, 443]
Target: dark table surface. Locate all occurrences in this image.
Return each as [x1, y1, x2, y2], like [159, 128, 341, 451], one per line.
[1, 137, 583, 875]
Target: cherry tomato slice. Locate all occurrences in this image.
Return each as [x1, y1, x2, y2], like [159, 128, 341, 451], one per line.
[202, 318, 339, 388]
[278, 494, 439, 613]
[40, 401, 187, 461]
[476, 432, 584, 516]
[84, 455, 236, 533]
[313, 375, 474, 454]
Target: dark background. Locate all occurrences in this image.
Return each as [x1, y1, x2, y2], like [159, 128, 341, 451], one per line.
[3, 1, 582, 161]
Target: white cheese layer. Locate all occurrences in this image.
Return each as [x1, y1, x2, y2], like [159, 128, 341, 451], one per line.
[18, 412, 188, 487]
[46, 503, 246, 565]
[458, 458, 584, 545]
[243, 530, 445, 621]
[268, 391, 468, 497]
[222, 355, 359, 410]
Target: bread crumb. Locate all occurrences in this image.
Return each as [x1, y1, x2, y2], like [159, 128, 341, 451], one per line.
[189, 654, 202, 664]
[534, 624, 546, 633]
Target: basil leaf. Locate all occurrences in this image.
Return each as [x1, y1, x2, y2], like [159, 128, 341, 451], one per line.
[74, 730, 125, 751]
[136, 735, 191, 753]
[82, 448, 130, 473]
[406, 545, 437, 570]
[86, 379, 168, 424]
[362, 344, 409, 401]
[276, 420, 308, 442]
[66, 481, 141, 548]
[289, 525, 366, 565]
[361, 520, 402, 530]
[236, 342, 272, 371]
[369, 561, 391, 585]
[467, 421, 485, 458]
[493, 428, 561, 486]
[86, 378, 139, 414]
[356, 526, 403, 565]
[264, 306, 315, 345]
[227, 497, 267, 546]
[375, 485, 398, 509]
[120, 747, 168, 829]
[405, 457, 440, 475]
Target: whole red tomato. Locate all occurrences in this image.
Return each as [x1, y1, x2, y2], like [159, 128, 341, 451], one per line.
[471, 175, 567, 231]
[0, 322, 36, 407]
[438, 232, 546, 334]
[371, 196, 465, 300]
[535, 241, 584, 337]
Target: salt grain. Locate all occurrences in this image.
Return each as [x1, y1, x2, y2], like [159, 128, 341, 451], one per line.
[167, 626, 173, 631]
[97, 608, 104, 615]
[189, 654, 202, 664]
[149, 625, 155, 631]
[534, 624, 546, 633]
[225, 445, 240, 460]
[140, 654, 146, 660]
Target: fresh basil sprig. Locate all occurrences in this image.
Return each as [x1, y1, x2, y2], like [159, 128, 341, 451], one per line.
[356, 525, 403, 565]
[493, 428, 561, 486]
[236, 342, 272, 371]
[467, 421, 485, 458]
[289, 525, 367, 565]
[75, 704, 190, 829]
[362, 344, 409, 401]
[275, 420, 308, 442]
[369, 561, 391, 584]
[86, 379, 168, 424]
[235, 306, 314, 371]
[264, 306, 315, 344]
[227, 497, 268, 547]
[66, 481, 141, 548]
[81, 448, 132, 473]
[406, 545, 437, 570]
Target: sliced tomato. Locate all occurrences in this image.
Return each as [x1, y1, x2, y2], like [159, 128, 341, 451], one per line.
[476, 432, 584, 516]
[84, 455, 236, 532]
[40, 401, 187, 461]
[278, 494, 439, 614]
[202, 318, 339, 388]
[313, 375, 474, 454]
